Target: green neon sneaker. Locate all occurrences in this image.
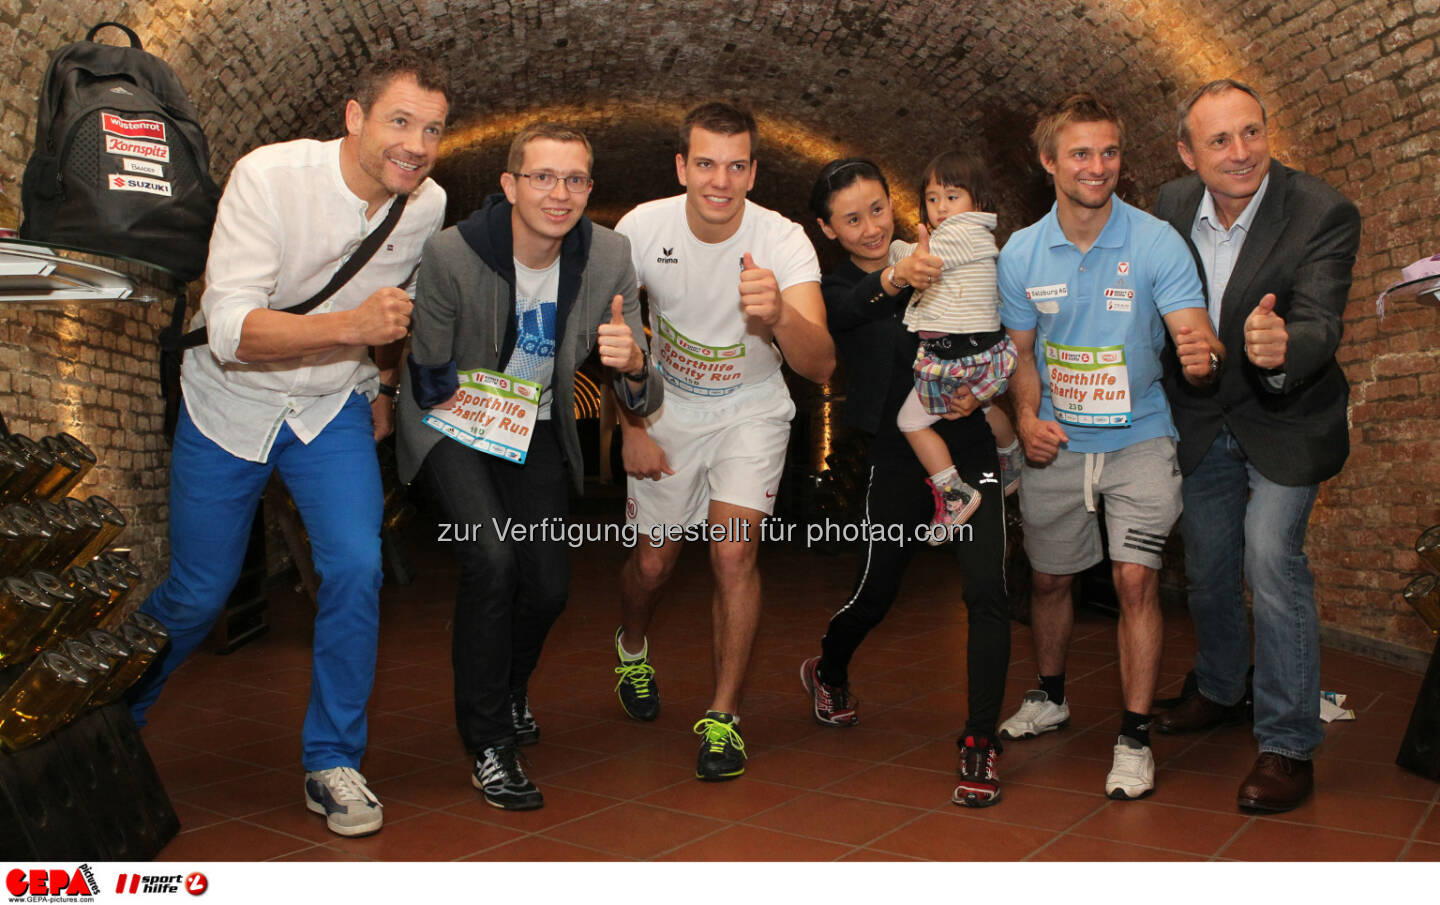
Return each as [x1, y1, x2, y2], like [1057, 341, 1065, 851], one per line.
[693, 711, 746, 781]
[614, 627, 659, 721]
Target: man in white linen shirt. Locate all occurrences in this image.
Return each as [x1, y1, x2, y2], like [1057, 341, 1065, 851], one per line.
[126, 51, 449, 838]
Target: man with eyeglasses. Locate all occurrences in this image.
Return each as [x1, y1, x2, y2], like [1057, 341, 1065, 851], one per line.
[397, 122, 662, 809]
[1153, 79, 1360, 812]
[610, 101, 835, 781]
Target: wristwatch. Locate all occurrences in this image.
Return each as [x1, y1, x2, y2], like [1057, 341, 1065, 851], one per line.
[625, 352, 649, 382]
[377, 382, 398, 397]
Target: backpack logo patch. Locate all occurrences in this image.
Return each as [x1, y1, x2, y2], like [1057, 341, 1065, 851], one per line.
[121, 158, 164, 177]
[100, 111, 166, 141]
[105, 134, 170, 162]
[109, 174, 172, 196]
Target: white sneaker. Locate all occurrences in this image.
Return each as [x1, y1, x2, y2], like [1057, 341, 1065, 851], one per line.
[998, 690, 1071, 740]
[1105, 736, 1155, 800]
[305, 766, 383, 837]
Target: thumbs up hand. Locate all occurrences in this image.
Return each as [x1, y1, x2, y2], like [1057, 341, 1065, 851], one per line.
[598, 294, 645, 374]
[1244, 293, 1288, 369]
[739, 251, 783, 326]
[892, 223, 943, 292]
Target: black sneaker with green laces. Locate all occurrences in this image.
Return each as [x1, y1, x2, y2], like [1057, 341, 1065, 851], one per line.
[693, 711, 746, 781]
[614, 627, 659, 721]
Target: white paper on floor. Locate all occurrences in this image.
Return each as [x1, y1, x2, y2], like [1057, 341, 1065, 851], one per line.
[1320, 690, 1356, 722]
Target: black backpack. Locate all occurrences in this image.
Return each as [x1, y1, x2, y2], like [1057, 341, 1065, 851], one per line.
[19, 22, 220, 282]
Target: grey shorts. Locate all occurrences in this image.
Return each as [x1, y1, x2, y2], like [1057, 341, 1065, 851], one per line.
[1018, 436, 1182, 574]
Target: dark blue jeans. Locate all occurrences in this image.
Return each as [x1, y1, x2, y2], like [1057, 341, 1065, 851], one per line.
[1180, 427, 1322, 760]
[422, 422, 570, 754]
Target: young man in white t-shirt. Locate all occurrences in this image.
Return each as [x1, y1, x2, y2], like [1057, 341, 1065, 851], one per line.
[613, 101, 835, 781]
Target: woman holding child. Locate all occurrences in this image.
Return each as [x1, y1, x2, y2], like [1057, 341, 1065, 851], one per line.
[799, 156, 1013, 807]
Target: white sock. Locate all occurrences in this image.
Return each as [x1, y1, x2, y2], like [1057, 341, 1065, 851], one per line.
[617, 631, 647, 661]
[998, 440, 1019, 454]
[929, 465, 959, 489]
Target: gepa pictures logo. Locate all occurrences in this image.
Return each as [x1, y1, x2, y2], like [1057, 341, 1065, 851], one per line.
[6, 864, 98, 900]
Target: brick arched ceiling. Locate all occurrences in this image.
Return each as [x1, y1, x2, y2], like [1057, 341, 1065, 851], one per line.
[7, 0, 1319, 241]
[4, 1, 1440, 648]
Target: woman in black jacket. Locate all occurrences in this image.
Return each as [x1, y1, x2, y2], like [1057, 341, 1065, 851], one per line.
[801, 158, 1011, 807]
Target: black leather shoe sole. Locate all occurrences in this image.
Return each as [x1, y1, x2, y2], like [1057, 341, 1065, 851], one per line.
[1237, 792, 1307, 813]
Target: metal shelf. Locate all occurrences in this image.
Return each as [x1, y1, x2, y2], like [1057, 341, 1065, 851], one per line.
[0, 239, 146, 303]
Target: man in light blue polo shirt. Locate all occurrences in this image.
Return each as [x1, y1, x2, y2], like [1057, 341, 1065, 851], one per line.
[995, 93, 1224, 801]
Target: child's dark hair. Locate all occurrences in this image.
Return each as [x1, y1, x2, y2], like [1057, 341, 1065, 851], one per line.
[809, 157, 889, 221]
[918, 151, 996, 215]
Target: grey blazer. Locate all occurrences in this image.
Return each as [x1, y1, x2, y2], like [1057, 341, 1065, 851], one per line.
[1156, 161, 1360, 486]
[396, 223, 662, 490]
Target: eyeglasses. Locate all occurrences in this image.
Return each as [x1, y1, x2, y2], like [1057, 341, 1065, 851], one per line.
[513, 171, 594, 193]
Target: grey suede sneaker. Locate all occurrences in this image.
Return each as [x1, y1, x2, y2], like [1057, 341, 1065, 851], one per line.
[304, 766, 383, 837]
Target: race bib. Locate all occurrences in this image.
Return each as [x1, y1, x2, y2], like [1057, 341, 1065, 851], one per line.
[654, 313, 745, 397]
[1044, 340, 1131, 426]
[423, 367, 540, 463]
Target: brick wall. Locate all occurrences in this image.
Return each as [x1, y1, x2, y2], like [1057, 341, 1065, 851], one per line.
[1, 0, 1435, 653]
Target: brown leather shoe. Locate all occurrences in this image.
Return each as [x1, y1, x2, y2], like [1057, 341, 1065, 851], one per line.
[1153, 692, 1246, 734]
[1237, 753, 1314, 812]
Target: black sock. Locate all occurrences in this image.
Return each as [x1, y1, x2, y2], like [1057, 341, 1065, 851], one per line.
[1039, 673, 1065, 705]
[1120, 710, 1151, 747]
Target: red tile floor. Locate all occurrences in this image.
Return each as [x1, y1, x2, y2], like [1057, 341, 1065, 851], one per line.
[141, 505, 1440, 862]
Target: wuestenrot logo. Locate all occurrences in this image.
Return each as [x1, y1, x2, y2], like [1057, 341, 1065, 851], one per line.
[6, 864, 99, 899]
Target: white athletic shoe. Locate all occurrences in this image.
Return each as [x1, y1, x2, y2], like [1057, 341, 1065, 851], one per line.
[1105, 736, 1155, 800]
[998, 690, 1071, 740]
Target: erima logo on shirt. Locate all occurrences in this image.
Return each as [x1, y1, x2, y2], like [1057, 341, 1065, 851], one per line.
[657, 246, 679, 264]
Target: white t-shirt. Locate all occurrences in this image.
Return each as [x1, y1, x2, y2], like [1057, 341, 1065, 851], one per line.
[511, 257, 560, 420]
[616, 195, 821, 401]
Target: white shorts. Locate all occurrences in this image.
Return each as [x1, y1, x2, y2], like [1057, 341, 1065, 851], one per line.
[626, 373, 795, 531]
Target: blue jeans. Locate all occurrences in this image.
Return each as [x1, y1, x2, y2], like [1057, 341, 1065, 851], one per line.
[129, 392, 384, 771]
[1180, 427, 1321, 760]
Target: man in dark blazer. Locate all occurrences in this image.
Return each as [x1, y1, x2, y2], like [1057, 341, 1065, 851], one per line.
[1154, 79, 1360, 812]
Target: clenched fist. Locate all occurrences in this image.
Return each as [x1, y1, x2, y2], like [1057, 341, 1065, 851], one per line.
[349, 287, 412, 346]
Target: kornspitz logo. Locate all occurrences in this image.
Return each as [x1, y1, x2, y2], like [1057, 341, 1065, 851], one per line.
[114, 872, 206, 895]
[5, 864, 98, 901]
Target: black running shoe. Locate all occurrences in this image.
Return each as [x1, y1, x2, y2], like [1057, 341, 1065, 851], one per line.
[613, 627, 660, 721]
[693, 711, 746, 781]
[472, 744, 543, 810]
[511, 692, 539, 747]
